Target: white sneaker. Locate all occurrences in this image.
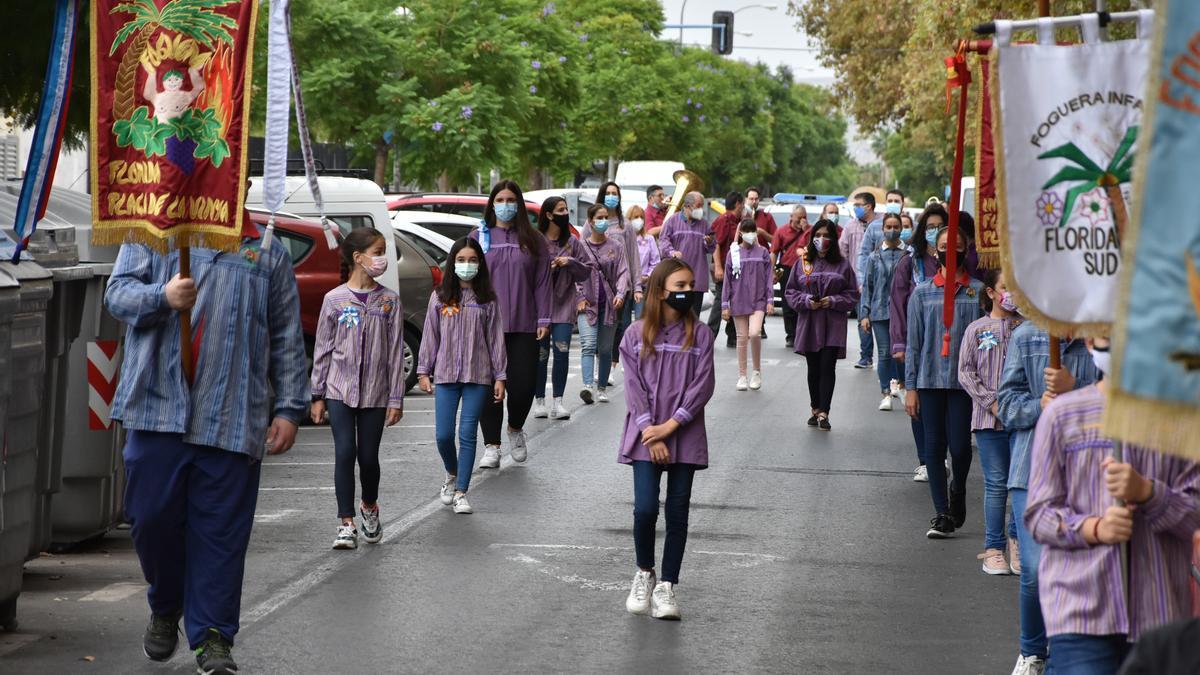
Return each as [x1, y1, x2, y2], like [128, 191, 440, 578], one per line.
[580, 385, 595, 405]
[508, 429, 528, 463]
[890, 379, 901, 397]
[736, 376, 749, 391]
[625, 569, 656, 615]
[332, 524, 357, 550]
[532, 398, 548, 418]
[597, 388, 610, 403]
[748, 371, 762, 390]
[359, 505, 382, 543]
[439, 477, 455, 505]
[1010, 654, 1046, 675]
[550, 398, 571, 419]
[913, 465, 929, 482]
[650, 581, 681, 620]
[452, 493, 473, 514]
[479, 445, 501, 469]
[879, 395, 893, 411]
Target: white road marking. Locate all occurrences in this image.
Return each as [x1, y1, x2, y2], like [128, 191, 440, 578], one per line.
[259, 486, 335, 492]
[504, 552, 626, 592]
[254, 508, 303, 523]
[264, 458, 416, 465]
[78, 582, 146, 603]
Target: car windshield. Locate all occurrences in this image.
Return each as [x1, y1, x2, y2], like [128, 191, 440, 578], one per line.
[397, 231, 447, 265]
[420, 222, 477, 241]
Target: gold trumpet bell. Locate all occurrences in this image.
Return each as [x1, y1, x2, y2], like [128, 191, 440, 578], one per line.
[663, 169, 706, 223]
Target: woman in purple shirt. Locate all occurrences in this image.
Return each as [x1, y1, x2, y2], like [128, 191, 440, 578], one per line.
[784, 219, 860, 431]
[468, 180, 552, 470]
[533, 197, 592, 421]
[630, 205, 660, 319]
[416, 238, 507, 515]
[577, 203, 631, 405]
[619, 258, 715, 621]
[310, 228, 406, 550]
[721, 219, 775, 391]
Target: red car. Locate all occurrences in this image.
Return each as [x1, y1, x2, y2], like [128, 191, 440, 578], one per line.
[386, 193, 540, 222]
[246, 209, 436, 391]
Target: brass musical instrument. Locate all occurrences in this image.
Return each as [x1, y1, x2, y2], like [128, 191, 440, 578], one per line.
[662, 169, 705, 223]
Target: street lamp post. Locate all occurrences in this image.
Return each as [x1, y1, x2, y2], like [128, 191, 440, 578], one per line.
[679, 0, 688, 47]
[734, 4, 778, 15]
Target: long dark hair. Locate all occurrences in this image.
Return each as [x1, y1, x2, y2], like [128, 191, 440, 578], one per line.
[640, 257, 697, 358]
[979, 268, 1002, 313]
[485, 179, 544, 257]
[438, 237, 496, 306]
[536, 196, 570, 246]
[806, 218, 843, 264]
[595, 181, 624, 225]
[913, 203, 949, 258]
[339, 227, 385, 283]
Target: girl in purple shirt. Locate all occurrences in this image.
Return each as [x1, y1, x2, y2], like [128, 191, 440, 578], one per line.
[417, 238, 507, 515]
[310, 228, 406, 550]
[721, 219, 775, 391]
[468, 180, 551, 470]
[620, 258, 715, 621]
[577, 203, 631, 405]
[533, 197, 593, 421]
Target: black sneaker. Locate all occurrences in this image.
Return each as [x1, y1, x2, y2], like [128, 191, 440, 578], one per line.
[142, 610, 182, 661]
[949, 486, 967, 528]
[818, 414, 831, 431]
[806, 414, 819, 427]
[195, 628, 238, 674]
[926, 514, 956, 539]
[785, 337, 794, 349]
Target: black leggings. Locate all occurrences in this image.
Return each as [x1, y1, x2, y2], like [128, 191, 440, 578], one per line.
[804, 347, 839, 413]
[481, 332, 538, 445]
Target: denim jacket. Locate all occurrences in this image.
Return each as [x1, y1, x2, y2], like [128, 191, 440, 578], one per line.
[904, 275, 985, 390]
[861, 246, 905, 322]
[995, 323, 1099, 489]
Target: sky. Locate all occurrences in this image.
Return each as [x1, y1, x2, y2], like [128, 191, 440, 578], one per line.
[656, 1, 876, 164]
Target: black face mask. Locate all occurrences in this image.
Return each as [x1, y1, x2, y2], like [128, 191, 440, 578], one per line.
[552, 213, 571, 228]
[937, 250, 960, 269]
[663, 291, 697, 314]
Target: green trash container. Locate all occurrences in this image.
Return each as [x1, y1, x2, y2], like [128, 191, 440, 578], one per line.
[0, 259, 52, 631]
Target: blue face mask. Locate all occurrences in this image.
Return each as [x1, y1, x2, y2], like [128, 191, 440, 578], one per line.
[883, 229, 901, 242]
[604, 195, 619, 209]
[494, 202, 518, 223]
[593, 219, 609, 233]
[827, 213, 840, 225]
[853, 206, 867, 221]
[455, 261, 479, 281]
[885, 203, 902, 215]
[900, 228, 913, 243]
[925, 228, 939, 247]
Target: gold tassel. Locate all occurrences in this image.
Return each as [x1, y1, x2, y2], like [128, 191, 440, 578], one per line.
[1103, 388, 1200, 461]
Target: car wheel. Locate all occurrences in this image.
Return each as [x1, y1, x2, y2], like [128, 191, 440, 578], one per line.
[403, 328, 420, 393]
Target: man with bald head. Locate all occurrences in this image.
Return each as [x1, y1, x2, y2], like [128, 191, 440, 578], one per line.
[658, 191, 715, 316]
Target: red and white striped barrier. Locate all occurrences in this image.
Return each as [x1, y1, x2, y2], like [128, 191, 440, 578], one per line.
[87, 340, 120, 430]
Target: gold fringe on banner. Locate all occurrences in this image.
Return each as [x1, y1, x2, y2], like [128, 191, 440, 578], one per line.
[988, 51, 1112, 339]
[1103, 388, 1200, 461]
[92, 221, 243, 255]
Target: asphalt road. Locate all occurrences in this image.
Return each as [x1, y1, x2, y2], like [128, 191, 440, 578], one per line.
[2, 316, 1020, 674]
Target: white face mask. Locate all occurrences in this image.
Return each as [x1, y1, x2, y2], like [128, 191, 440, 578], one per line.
[690, 208, 705, 220]
[813, 237, 831, 252]
[632, 218, 645, 231]
[1091, 347, 1110, 378]
[741, 232, 757, 246]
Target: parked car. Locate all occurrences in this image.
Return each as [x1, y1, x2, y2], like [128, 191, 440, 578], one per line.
[390, 213, 458, 268]
[386, 192, 541, 225]
[391, 210, 481, 243]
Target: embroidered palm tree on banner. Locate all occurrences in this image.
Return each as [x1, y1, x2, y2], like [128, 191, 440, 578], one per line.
[1037, 126, 1138, 245]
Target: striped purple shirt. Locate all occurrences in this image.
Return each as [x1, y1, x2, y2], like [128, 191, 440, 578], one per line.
[545, 237, 593, 325]
[1026, 385, 1200, 641]
[310, 284, 405, 409]
[958, 315, 1021, 430]
[416, 289, 507, 385]
[577, 235, 631, 327]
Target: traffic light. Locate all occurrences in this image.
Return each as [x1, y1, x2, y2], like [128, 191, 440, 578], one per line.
[712, 11, 734, 55]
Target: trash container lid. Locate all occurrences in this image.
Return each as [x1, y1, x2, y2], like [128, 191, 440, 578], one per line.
[0, 266, 18, 290]
[48, 264, 94, 282]
[2, 259, 53, 282]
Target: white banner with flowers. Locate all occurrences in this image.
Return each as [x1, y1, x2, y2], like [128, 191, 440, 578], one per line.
[991, 12, 1154, 334]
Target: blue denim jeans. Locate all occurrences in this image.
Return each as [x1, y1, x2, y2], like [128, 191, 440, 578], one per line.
[435, 383, 490, 493]
[975, 429, 1017, 550]
[1011, 487, 1049, 659]
[1048, 634, 1130, 675]
[858, 306, 874, 362]
[536, 322, 574, 399]
[871, 320, 900, 392]
[325, 400, 385, 518]
[911, 416, 926, 466]
[917, 389, 973, 515]
[578, 303, 616, 388]
[632, 460, 697, 585]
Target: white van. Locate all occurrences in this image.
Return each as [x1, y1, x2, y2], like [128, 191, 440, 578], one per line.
[615, 160, 686, 209]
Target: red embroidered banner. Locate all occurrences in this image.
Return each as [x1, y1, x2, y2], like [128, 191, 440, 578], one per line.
[975, 57, 1000, 268]
[90, 0, 258, 253]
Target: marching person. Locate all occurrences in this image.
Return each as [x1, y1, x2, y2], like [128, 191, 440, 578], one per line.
[644, 184, 668, 236]
[771, 205, 810, 349]
[722, 218, 775, 391]
[821, 202, 842, 229]
[1026, 337, 1200, 675]
[631, 205, 661, 319]
[904, 226, 984, 539]
[891, 204, 947, 483]
[533, 197, 592, 421]
[846, 191, 879, 370]
[997, 322, 1099, 675]
[591, 182, 639, 371]
[785, 218, 860, 431]
[417, 238, 508, 515]
[860, 212, 907, 411]
[620, 258, 715, 621]
[469, 180, 552, 469]
[106, 217, 307, 673]
[658, 191, 715, 318]
[577, 203, 632, 405]
[310, 228, 406, 550]
[743, 186, 776, 341]
[857, 188, 905, 275]
[957, 269, 1021, 575]
[708, 191, 745, 347]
